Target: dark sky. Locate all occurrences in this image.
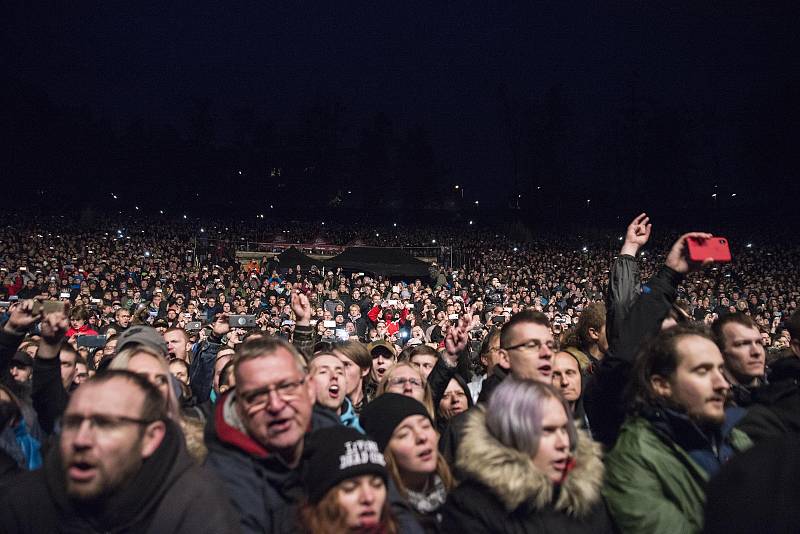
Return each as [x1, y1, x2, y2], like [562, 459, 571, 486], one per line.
[5, 2, 800, 208]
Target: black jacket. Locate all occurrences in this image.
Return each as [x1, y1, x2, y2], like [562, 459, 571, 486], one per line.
[440, 409, 614, 534]
[0, 421, 239, 534]
[477, 364, 509, 404]
[189, 335, 224, 404]
[735, 357, 800, 443]
[584, 266, 684, 448]
[704, 435, 800, 534]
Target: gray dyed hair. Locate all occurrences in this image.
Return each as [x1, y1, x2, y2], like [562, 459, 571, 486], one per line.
[484, 376, 577, 457]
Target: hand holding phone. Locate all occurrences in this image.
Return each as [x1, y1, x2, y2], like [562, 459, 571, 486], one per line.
[686, 236, 732, 263]
[666, 232, 715, 274]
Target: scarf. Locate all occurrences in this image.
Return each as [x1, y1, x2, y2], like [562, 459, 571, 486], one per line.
[405, 475, 447, 514]
[44, 420, 183, 533]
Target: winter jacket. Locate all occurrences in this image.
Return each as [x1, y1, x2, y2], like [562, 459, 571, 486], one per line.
[441, 408, 614, 534]
[605, 254, 642, 354]
[604, 410, 752, 534]
[703, 435, 800, 534]
[0, 420, 239, 534]
[477, 363, 509, 404]
[734, 357, 800, 443]
[204, 391, 422, 534]
[367, 306, 409, 334]
[65, 324, 99, 338]
[32, 355, 68, 435]
[584, 266, 684, 448]
[291, 323, 316, 360]
[188, 335, 224, 404]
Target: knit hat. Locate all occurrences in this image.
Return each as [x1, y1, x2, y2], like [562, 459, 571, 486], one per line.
[360, 393, 432, 451]
[115, 325, 168, 358]
[302, 426, 387, 503]
[10, 351, 33, 368]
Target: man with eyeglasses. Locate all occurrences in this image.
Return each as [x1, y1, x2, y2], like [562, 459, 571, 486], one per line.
[439, 310, 558, 464]
[204, 336, 422, 534]
[474, 309, 556, 402]
[0, 370, 237, 532]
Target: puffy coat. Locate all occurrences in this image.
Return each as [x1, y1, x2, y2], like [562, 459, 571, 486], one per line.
[440, 409, 613, 534]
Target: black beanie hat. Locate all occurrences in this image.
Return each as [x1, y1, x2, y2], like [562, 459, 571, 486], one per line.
[302, 426, 387, 504]
[360, 393, 432, 451]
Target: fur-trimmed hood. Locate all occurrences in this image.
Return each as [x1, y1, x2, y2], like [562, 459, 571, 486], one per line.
[456, 407, 604, 518]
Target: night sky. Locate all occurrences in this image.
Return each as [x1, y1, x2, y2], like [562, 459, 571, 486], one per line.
[5, 2, 800, 218]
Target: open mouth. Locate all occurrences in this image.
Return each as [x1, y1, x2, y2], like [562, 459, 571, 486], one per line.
[68, 461, 97, 481]
[538, 364, 552, 376]
[376, 367, 387, 377]
[268, 418, 292, 434]
[328, 385, 340, 398]
[552, 457, 568, 470]
[358, 510, 379, 526]
[417, 448, 434, 462]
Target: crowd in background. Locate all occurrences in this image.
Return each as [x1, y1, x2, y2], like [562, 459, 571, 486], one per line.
[1, 213, 799, 533]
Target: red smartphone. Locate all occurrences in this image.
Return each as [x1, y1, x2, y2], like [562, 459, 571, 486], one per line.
[686, 236, 732, 263]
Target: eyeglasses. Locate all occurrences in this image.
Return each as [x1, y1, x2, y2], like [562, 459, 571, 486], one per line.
[239, 377, 306, 407]
[62, 414, 157, 434]
[388, 377, 423, 389]
[501, 339, 558, 353]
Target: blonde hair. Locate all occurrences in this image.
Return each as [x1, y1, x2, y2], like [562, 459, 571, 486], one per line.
[376, 362, 435, 418]
[109, 346, 180, 422]
[109, 345, 208, 462]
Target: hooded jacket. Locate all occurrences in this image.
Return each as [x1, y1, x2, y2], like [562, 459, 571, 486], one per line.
[0, 420, 238, 534]
[440, 409, 613, 534]
[204, 391, 423, 534]
[204, 391, 340, 534]
[604, 408, 752, 534]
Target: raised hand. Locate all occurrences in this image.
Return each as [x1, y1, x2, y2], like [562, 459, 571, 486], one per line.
[2, 300, 40, 334]
[290, 290, 312, 326]
[38, 310, 69, 359]
[444, 314, 471, 364]
[621, 213, 652, 256]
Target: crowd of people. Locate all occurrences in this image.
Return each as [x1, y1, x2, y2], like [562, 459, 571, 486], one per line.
[0, 212, 799, 533]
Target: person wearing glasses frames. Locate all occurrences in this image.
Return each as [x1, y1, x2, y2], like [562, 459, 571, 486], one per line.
[0, 370, 237, 532]
[204, 337, 423, 534]
[375, 362, 436, 418]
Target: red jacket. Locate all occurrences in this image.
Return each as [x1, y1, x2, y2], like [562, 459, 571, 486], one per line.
[3, 275, 23, 297]
[367, 306, 409, 334]
[66, 324, 99, 337]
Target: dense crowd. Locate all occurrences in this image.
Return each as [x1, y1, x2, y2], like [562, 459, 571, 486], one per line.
[0, 213, 798, 533]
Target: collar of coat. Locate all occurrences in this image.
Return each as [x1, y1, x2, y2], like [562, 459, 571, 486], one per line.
[456, 407, 604, 517]
[214, 391, 270, 459]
